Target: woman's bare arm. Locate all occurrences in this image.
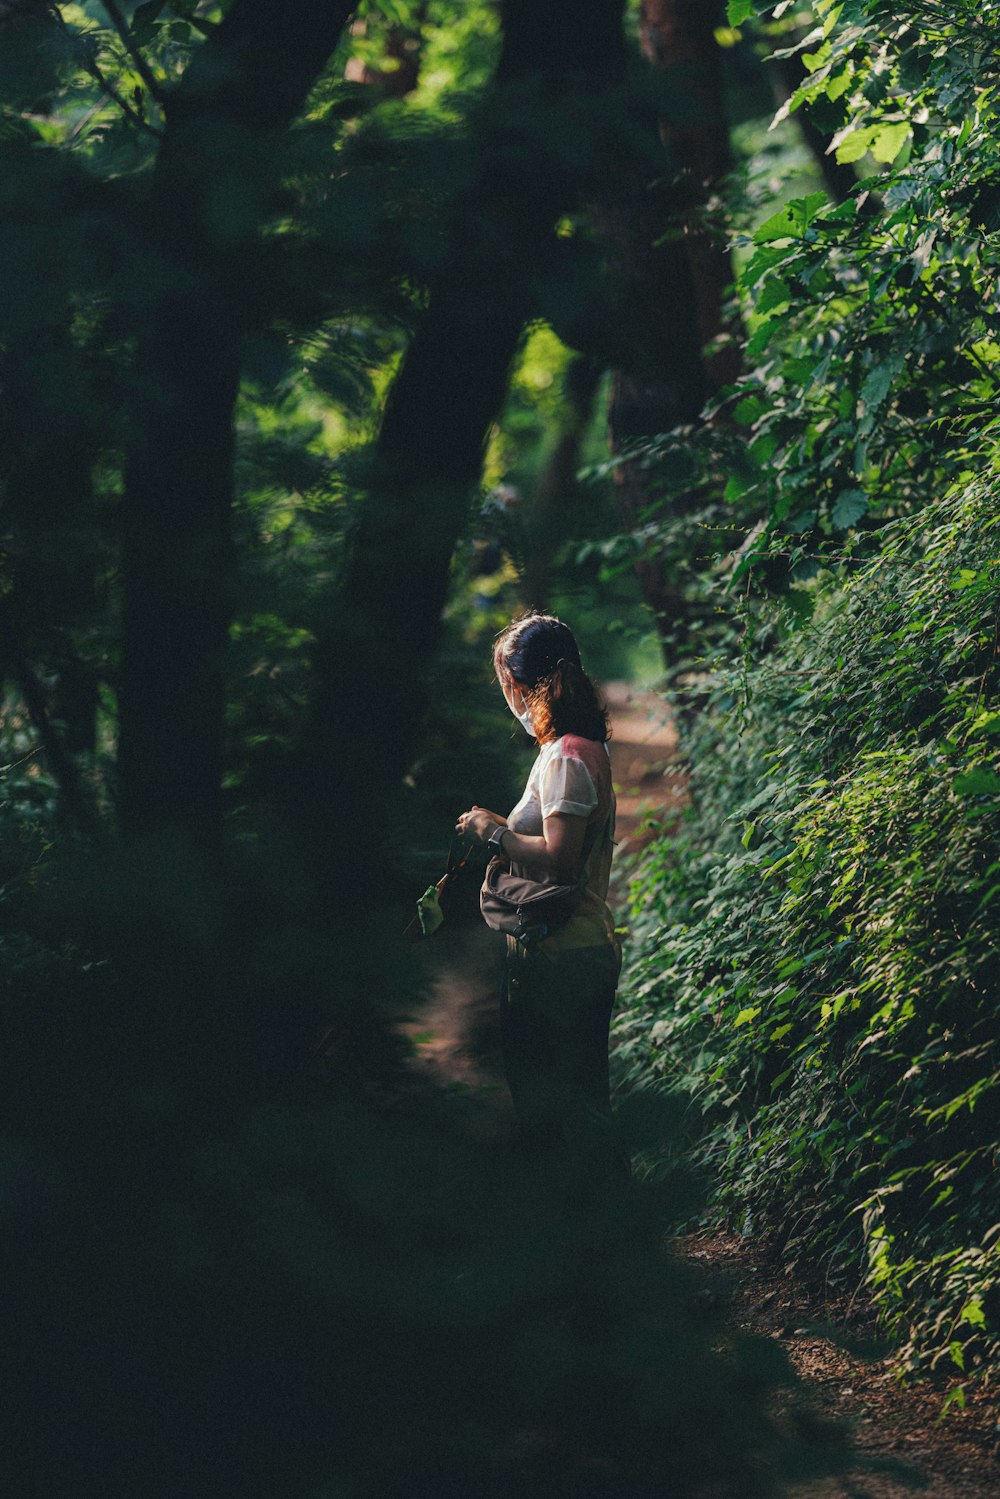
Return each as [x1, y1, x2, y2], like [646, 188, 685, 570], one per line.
[457, 806, 586, 882]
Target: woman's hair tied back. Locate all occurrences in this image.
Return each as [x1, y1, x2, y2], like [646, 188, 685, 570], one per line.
[494, 611, 608, 744]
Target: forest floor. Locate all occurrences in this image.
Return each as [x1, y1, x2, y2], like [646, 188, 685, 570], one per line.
[684, 1231, 999, 1499]
[402, 683, 1000, 1496]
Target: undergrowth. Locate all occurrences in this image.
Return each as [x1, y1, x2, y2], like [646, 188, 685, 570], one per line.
[616, 481, 1000, 1401]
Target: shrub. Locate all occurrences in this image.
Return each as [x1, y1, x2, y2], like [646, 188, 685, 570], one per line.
[616, 480, 1000, 1393]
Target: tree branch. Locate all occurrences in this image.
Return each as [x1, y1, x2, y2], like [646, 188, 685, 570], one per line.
[48, 7, 163, 138]
[170, 0, 359, 128]
[84, 52, 163, 137]
[100, 0, 167, 105]
[116, 0, 358, 838]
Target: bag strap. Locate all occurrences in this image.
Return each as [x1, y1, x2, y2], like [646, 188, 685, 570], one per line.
[445, 838, 471, 879]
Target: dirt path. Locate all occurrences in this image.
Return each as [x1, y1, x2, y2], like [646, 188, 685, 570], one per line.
[602, 679, 685, 852]
[682, 1232, 1000, 1498]
[404, 919, 509, 1130]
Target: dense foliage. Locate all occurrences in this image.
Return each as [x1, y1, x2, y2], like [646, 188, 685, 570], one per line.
[618, 0, 1000, 1401]
[618, 487, 1000, 1396]
[616, 0, 1000, 604]
[727, 0, 1000, 533]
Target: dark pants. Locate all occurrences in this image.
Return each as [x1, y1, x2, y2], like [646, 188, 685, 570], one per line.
[500, 943, 622, 1170]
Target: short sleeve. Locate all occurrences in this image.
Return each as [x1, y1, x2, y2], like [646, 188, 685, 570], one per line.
[538, 750, 599, 819]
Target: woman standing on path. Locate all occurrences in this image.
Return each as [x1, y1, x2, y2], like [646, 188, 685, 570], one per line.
[455, 613, 621, 1169]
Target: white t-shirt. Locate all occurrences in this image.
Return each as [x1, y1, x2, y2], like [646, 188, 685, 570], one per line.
[507, 734, 617, 952]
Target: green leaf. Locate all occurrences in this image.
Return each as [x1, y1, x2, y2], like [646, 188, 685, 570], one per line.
[753, 207, 799, 245]
[953, 768, 1000, 797]
[734, 1006, 761, 1027]
[834, 127, 875, 164]
[756, 277, 792, 315]
[820, 197, 858, 224]
[742, 242, 796, 285]
[826, 68, 852, 102]
[802, 43, 831, 72]
[959, 1299, 986, 1328]
[726, 0, 754, 22]
[131, 0, 167, 46]
[749, 430, 778, 465]
[745, 317, 781, 359]
[870, 122, 911, 164]
[832, 489, 867, 529]
[753, 191, 828, 244]
[859, 355, 904, 417]
[733, 394, 766, 423]
[798, 190, 830, 228]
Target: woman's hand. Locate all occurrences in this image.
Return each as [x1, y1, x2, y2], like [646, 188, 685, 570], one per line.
[455, 805, 504, 844]
[455, 806, 588, 882]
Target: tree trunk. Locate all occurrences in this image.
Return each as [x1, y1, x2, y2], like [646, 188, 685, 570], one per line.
[605, 0, 739, 663]
[302, 0, 628, 881]
[115, 0, 358, 842]
[521, 357, 602, 612]
[640, 0, 739, 389]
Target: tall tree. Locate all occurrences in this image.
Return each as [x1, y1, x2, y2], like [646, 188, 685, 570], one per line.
[521, 356, 603, 613]
[301, 0, 629, 880]
[606, 0, 739, 661]
[115, 0, 357, 841]
[639, 0, 738, 388]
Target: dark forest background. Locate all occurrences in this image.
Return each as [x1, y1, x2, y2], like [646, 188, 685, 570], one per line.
[1, 0, 998, 1490]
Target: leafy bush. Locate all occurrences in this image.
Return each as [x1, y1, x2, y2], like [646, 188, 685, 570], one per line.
[615, 0, 1000, 650]
[721, 0, 1000, 539]
[616, 481, 1000, 1395]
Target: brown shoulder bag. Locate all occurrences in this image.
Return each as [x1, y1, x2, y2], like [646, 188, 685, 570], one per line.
[479, 814, 608, 947]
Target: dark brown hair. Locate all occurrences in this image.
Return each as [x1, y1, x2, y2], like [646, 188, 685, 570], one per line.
[493, 612, 609, 745]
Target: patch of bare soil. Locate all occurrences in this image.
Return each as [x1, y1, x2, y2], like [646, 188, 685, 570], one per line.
[401, 918, 511, 1137]
[681, 1230, 1000, 1498]
[603, 679, 686, 854]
